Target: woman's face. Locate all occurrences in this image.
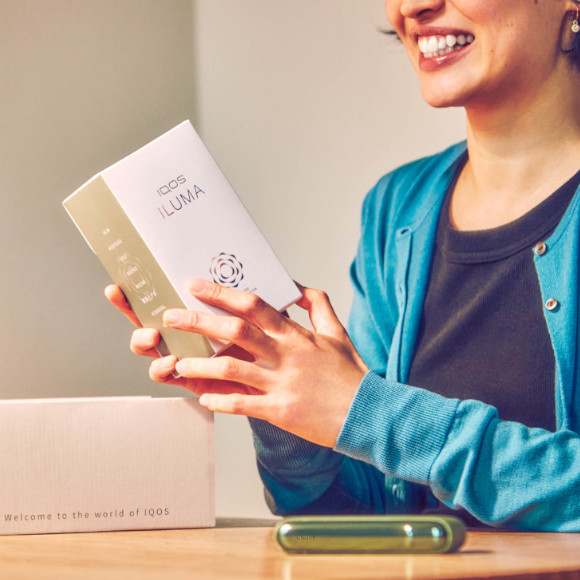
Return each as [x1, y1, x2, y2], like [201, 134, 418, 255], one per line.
[385, 0, 572, 111]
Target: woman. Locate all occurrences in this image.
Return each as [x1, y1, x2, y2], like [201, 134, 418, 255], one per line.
[108, 0, 580, 530]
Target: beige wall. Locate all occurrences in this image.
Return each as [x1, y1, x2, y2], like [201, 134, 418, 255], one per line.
[1, 1, 465, 519]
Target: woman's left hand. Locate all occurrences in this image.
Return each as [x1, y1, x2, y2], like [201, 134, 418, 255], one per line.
[161, 279, 369, 448]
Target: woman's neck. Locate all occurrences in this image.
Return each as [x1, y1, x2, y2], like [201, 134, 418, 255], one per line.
[450, 67, 580, 231]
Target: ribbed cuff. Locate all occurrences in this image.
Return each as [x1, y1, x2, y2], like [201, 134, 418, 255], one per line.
[248, 418, 344, 513]
[249, 418, 333, 472]
[335, 371, 459, 484]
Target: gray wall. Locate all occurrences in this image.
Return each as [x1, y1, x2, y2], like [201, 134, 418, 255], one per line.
[1, 1, 464, 518]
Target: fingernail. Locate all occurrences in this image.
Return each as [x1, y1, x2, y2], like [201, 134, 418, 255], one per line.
[175, 360, 187, 375]
[163, 310, 182, 326]
[189, 278, 207, 294]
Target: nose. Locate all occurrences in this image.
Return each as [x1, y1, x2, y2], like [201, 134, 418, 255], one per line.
[399, 0, 444, 19]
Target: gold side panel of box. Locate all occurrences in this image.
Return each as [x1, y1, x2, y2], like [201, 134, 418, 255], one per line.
[64, 176, 213, 359]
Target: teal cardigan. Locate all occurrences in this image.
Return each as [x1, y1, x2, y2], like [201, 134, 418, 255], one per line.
[250, 142, 580, 531]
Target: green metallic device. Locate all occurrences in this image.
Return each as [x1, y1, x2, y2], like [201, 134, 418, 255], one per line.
[274, 515, 466, 554]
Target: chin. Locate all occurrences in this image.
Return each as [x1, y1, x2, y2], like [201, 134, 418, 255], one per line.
[420, 92, 457, 109]
[418, 82, 474, 110]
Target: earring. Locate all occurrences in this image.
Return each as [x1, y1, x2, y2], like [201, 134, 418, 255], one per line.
[572, 5, 580, 33]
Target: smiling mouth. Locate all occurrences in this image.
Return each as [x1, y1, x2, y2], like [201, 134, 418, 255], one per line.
[418, 34, 474, 58]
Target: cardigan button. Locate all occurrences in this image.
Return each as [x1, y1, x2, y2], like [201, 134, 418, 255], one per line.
[534, 241, 547, 256]
[545, 298, 559, 311]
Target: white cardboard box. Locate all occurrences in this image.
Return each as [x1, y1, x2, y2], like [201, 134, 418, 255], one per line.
[63, 120, 301, 360]
[0, 397, 214, 535]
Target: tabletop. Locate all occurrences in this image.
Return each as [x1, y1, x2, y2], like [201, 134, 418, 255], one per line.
[1, 518, 580, 580]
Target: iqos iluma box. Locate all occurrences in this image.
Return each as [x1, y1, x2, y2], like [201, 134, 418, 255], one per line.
[63, 120, 301, 359]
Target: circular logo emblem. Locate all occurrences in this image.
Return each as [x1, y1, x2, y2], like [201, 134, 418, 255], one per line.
[118, 255, 155, 298]
[210, 252, 244, 288]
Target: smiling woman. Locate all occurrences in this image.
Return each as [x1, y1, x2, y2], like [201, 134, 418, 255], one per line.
[107, 0, 580, 531]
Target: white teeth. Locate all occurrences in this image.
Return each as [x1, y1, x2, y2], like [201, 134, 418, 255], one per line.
[418, 33, 474, 58]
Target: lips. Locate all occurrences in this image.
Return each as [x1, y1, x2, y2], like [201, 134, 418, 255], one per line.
[418, 33, 475, 58]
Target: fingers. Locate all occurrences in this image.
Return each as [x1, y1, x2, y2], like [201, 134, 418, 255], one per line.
[146, 356, 208, 394]
[175, 356, 266, 388]
[198, 392, 270, 420]
[295, 284, 347, 337]
[162, 307, 276, 360]
[105, 285, 141, 327]
[130, 327, 161, 357]
[188, 279, 288, 333]
[148, 354, 265, 398]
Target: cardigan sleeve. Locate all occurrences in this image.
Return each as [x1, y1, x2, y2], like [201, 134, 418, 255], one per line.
[248, 417, 395, 515]
[335, 371, 580, 531]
